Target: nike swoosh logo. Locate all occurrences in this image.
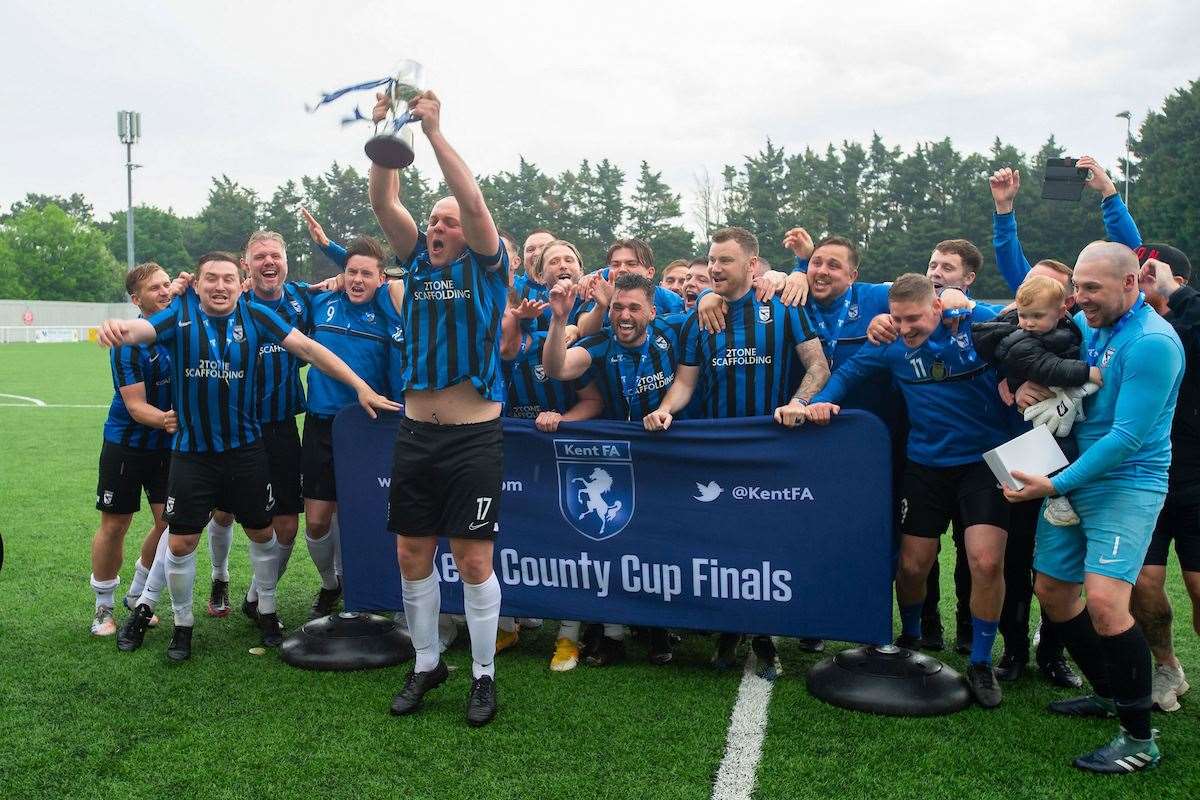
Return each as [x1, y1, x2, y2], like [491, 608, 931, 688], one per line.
[1098, 557, 1123, 564]
[178, 321, 192, 327]
[468, 521, 490, 531]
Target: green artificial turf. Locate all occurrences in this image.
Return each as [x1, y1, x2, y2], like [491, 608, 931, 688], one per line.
[1, 343, 1197, 799]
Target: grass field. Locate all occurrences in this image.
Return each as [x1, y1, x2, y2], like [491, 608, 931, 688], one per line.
[1, 342, 1198, 800]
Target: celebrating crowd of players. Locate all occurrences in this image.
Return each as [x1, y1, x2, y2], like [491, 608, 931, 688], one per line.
[87, 90, 1198, 772]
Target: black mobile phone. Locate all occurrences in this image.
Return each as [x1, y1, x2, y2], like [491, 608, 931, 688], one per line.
[1042, 157, 1089, 201]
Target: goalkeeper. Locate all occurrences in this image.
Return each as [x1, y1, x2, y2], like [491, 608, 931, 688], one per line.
[967, 276, 1102, 526]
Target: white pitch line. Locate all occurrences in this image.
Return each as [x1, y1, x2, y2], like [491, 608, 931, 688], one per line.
[712, 654, 775, 800]
[0, 393, 46, 406]
[0, 403, 108, 408]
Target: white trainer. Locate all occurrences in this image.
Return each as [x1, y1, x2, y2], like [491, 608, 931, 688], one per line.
[1043, 496, 1081, 526]
[1152, 663, 1189, 712]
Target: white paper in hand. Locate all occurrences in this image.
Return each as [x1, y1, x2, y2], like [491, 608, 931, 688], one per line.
[983, 425, 1069, 491]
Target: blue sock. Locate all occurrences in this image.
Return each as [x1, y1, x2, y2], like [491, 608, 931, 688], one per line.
[971, 616, 999, 665]
[900, 603, 924, 639]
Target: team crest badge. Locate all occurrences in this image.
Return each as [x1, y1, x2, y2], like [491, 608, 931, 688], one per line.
[847, 303, 859, 321]
[534, 364, 547, 382]
[1101, 347, 1116, 367]
[231, 325, 244, 343]
[391, 326, 404, 343]
[165, 497, 175, 514]
[758, 304, 772, 323]
[556, 439, 635, 541]
[930, 360, 947, 381]
[102, 490, 114, 506]
[290, 300, 303, 314]
[655, 335, 669, 351]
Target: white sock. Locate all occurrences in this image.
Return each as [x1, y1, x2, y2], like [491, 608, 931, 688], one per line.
[558, 620, 581, 642]
[463, 573, 502, 679]
[165, 547, 197, 627]
[137, 529, 170, 608]
[248, 535, 280, 615]
[498, 616, 518, 633]
[90, 574, 119, 610]
[207, 518, 234, 582]
[330, 515, 342, 579]
[247, 540, 294, 603]
[306, 530, 339, 590]
[127, 558, 151, 603]
[401, 571, 442, 672]
[603, 623, 625, 640]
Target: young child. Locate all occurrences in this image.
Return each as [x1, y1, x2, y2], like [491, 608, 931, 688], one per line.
[970, 275, 1102, 526]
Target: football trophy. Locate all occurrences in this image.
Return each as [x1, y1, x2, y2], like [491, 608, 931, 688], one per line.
[364, 60, 425, 169]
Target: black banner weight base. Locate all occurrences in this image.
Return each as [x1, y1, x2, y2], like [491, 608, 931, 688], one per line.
[280, 612, 414, 671]
[806, 645, 971, 716]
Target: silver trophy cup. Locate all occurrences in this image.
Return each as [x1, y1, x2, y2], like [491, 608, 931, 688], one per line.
[365, 60, 424, 169]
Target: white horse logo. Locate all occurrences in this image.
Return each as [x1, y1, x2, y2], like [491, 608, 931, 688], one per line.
[573, 467, 623, 536]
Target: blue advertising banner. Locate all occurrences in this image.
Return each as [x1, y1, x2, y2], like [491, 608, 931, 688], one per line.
[334, 408, 893, 645]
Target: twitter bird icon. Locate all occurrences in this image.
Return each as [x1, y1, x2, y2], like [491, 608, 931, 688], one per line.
[694, 481, 724, 502]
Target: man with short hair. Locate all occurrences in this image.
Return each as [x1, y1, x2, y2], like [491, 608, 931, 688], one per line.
[301, 235, 404, 620]
[1003, 242, 1183, 772]
[644, 227, 829, 678]
[660, 259, 689, 296]
[90, 262, 176, 637]
[513, 228, 555, 296]
[98, 253, 398, 660]
[575, 238, 684, 335]
[368, 89, 510, 726]
[543, 272, 683, 668]
[682, 259, 712, 311]
[804, 273, 1012, 707]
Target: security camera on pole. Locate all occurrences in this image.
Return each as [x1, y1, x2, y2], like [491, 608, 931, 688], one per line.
[117, 110, 142, 271]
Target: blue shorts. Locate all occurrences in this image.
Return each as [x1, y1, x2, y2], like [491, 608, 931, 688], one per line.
[1033, 484, 1166, 585]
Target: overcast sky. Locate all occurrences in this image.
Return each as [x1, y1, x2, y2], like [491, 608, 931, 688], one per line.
[3, 0, 1198, 230]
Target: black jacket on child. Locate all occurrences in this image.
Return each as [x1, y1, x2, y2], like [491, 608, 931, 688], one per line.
[971, 308, 1090, 393]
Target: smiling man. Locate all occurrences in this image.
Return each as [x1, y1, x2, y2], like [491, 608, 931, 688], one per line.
[97, 252, 398, 661]
[1003, 242, 1184, 773]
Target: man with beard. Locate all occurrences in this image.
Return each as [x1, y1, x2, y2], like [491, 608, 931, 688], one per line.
[99, 253, 398, 660]
[543, 272, 685, 668]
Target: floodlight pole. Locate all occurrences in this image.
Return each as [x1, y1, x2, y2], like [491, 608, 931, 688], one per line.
[118, 111, 141, 271]
[1116, 110, 1132, 208]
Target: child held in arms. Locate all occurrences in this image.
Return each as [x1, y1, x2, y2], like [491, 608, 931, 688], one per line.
[952, 275, 1102, 526]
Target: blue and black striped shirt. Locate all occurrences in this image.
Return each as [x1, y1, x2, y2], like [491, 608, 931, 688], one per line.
[248, 283, 313, 423]
[148, 290, 293, 453]
[399, 232, 509, 402]
[103, 339, 173, 450]
[680, 290, 816, 419]
[502, 331, 577, 419]
[574, 318, 684, 421]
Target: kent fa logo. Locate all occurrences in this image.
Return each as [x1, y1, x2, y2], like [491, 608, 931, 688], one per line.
[555, 439, 634, 541]
[758, 304, 772, 323]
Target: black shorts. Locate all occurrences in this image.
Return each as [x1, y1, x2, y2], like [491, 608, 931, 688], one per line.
[96, 440, 170, 514]
[388, 416, 503, 540]
[262, 417, 303, 514]
[302, 415, 337, 502]
[165, 441, 275, 533]
[900, 460, 1010, 538]
[1145, 495, 1200, 572]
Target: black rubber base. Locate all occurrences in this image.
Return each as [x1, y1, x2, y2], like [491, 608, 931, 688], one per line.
[280, 612, 414, 671]
[365, 134, 415, 169]
[806, 645, 971, 716]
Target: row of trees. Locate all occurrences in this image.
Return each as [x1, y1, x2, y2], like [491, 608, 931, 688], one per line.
[3, 77, 1197, 302]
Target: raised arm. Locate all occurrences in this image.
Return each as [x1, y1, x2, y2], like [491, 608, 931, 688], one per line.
[1076, 155, 1141, 248]
[408, 91, 498, 256]
[989, 167, 1033, 293]
[542, 283, 594, 381]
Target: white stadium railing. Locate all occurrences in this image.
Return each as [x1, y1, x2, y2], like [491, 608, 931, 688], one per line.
[0, 326, 98, 344]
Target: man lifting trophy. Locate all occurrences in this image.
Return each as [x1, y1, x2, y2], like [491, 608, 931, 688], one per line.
[305, 59, 425, 168]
